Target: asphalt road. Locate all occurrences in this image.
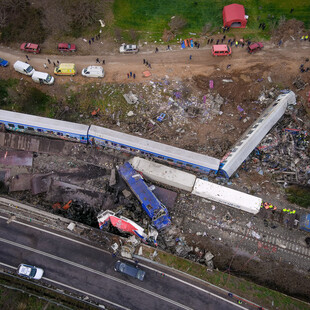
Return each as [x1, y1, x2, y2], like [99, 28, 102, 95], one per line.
[0, 213, 244, 310]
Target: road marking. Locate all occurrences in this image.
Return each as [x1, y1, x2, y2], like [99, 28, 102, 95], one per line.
[0, 262, 130, 310]
[0, 237, 193, 310]
[0, 215, 109, 254]
[139, 263, 246, 309]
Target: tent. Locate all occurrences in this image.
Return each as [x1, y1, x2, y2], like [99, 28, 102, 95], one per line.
[223, 4, 247, 28]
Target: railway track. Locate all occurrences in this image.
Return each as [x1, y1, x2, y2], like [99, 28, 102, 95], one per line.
[183, 208, 310, 261]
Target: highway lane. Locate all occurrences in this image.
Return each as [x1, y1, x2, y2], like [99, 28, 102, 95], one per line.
[0, 215, 243, 310]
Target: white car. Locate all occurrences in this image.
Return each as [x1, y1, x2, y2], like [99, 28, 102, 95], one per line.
[17, 264, 44, 280]
[81, 66, 105, 78]
[119, 43, 139, 54]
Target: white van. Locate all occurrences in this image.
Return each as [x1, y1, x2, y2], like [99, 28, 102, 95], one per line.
[81, 66, 105, 78]
[32, 71, 54, 85]
[13, 60, 35, 76]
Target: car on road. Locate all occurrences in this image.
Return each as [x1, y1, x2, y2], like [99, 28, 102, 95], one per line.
[17, 264, 44, 280]
[58, 43, 76, 52]
[114, 260, 145, 281]
[248, 42, 264, 54]
[0, 58, 9, 67]
[119, 43, 139, 54]
[20, 43, 41, 54]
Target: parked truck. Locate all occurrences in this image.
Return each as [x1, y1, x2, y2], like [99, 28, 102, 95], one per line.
[118, 162, 171, 231]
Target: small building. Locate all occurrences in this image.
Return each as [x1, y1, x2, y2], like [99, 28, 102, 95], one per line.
[223, 3, 247, 28]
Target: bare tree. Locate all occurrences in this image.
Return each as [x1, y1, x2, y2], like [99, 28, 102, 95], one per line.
[169, 16, 187, 33]
[3, 0, 27, 14]
[0, 8, 8, 28]
[64, 0, 98, 27]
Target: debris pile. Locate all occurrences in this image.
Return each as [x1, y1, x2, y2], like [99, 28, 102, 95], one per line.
[246, 120, 309, 185]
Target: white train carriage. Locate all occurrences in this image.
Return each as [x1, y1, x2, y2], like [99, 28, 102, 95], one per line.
[220, 91, 296, 178]
[88, 125, 220, 174]
[129, 157, 197, 191]
[192, 178, 262, 214]
[0, 109, 89, 143]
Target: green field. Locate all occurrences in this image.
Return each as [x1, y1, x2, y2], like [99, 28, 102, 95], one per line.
[112, 0, 310, 40]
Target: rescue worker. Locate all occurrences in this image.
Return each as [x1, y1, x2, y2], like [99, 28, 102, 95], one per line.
[305, 35, 309, 41]
[301, 36, 305, 41]
[283, 208, 287, 212]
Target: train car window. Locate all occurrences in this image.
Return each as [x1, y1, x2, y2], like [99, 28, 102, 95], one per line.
[57, 132, 63, 136]
[66, 134, 70, 138]
[186, 163, 192, 167]
[18, 125, 24, 129]
[167, 158, 173, 162]
[27, 127, 34, 131]
[8, 124, 15, 128]
[81, 137, 85, 140]
[158, 156, 164, 159]
[120, 145, 126, 149]
[37, 129, 43, 132]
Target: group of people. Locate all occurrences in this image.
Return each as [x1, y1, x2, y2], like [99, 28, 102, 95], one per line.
[95, 58, 105, 64]
[127, 72, 136, 79]
[88, 33, 101, 45]
[261, 202, 277, 211]
[207, 36, 248, 48]
[143, 59, 152, 68]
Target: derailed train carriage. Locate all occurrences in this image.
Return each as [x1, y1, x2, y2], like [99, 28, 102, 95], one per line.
[0, 90, 296, 180]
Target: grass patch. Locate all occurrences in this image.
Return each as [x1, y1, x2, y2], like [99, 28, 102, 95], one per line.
[0, 79, 57, 117]
[141, 245, 310, 310]
[285, 185, 310, 208]
[0, 79, 19, 108]
[0, 273, 98, 310]
[112, 0, 310, 42]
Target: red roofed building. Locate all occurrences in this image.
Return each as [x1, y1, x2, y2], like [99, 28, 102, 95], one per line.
[223, 3, 247, 28]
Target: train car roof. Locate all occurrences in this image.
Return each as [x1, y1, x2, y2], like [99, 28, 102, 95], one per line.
[193, 178, 262, 214]
[0, 110, 89, 135]
[89, 125, 220, 170]
[220, 91, 296, 178]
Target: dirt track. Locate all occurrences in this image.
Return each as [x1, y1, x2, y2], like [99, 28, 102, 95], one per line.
[0, 40, 310, 88]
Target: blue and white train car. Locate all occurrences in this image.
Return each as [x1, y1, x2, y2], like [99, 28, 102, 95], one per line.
[0, 109, 89, 143]
[220, 91, 296, 178]
[88, 125, 220, 174]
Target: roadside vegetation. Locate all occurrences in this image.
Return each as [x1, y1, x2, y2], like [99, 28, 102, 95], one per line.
[0, 273, 99, 310]
[286, 185, 310, 208]
[0, 79, 56, 116]
[141, 246, 310, 310]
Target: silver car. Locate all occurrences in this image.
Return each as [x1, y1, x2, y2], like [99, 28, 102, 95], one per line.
[17, 264, 44, 280]
[119, 43, 139, 54]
